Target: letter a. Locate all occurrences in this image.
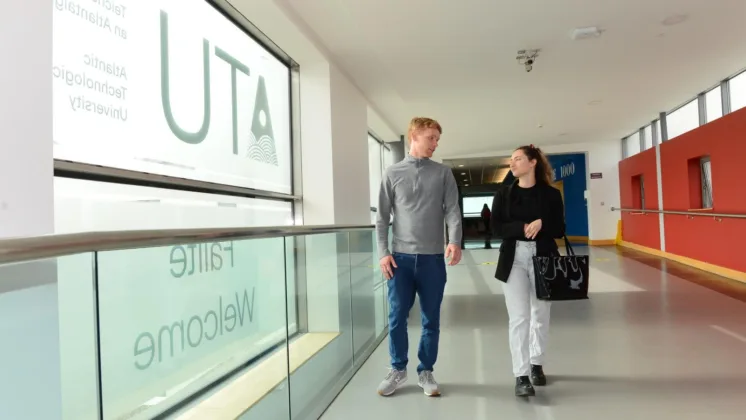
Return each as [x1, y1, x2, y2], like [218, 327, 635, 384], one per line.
[247, 76, 278, 166]
[160, 10, 211, 144]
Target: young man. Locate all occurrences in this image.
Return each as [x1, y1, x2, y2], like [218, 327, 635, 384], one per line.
[375, 117, 463, 397]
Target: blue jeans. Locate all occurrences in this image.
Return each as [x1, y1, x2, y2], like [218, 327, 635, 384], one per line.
[387, 252, 447, 373]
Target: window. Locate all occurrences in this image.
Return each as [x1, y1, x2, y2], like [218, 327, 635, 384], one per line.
[462, 196, 493, 218]
[368, 134, 395, 222]
[54, 178, 293, 233]
[631, 175, 645, 210]
[686, 156, 713, 209]
[730, 71, 746, 112]
[368, 134, 383, 213]
[625, 132, 641, 157]
[654, 120, 661, 144]
[642, 125, 653, 150]
[52, 0, 293, 194]
[705, 86, 723, 123]
[700, 157, 713, 208]
[687, 156, 712, 209]
[382, 146, 395, 172]
[666, 99, 699, 140]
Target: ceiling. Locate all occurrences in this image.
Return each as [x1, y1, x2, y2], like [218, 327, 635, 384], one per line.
[280, 0, 746, 157]
[442, 157, 511, 187]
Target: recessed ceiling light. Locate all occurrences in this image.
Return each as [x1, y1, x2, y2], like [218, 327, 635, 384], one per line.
[464, 184, 469, 186]
[571, 26, 603, 40]
[458, 164, 464, 167]
[662, 14, 688, 26]
[461, 172, 466, 175]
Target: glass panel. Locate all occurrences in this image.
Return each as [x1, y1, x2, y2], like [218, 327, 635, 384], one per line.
[0, 254, 97, 420]
[53, 0, 293, 194]
[643, 125, 653, 150]
[382, 146, 395, 171]
[705, 86, 723, 123]
[655, 120, 661, 143]
[667, 99, 699, 140]
[54, 178, 293, 233]
[59, 253, 99, 420]
[372, 231, 386, 337]
[349, 230, 378, 360]
[730, 71, 746, 112]
[96, 237, 290, 420]
[701, 158, 713, 208]
[289, 232, 354, 420]
[625, 133, 641, 157]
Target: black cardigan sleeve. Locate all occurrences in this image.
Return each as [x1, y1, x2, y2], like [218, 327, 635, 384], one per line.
[541, 186, 566, 239]
[490, 186, 526, 240]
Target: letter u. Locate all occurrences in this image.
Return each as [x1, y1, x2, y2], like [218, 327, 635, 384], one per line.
[160, 10, 211, 144]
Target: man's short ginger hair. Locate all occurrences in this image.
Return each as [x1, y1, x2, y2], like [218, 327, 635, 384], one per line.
[407, 117, 442, 140]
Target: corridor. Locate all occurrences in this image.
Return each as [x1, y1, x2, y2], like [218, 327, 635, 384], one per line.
[321, 247, 746, 420]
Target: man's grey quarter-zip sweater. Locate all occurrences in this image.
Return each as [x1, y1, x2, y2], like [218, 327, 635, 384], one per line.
[376, 155, 463, 258]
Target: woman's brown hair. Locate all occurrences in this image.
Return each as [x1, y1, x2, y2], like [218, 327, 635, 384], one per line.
[515, 144, 553, 185]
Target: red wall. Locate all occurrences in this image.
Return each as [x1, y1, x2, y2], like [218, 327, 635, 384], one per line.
[619, 107, 746, 272]
[659, 108, 746, 272]
[618, 147, 661, 250]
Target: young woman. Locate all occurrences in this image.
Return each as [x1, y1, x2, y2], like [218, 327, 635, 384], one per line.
[490, 145, 565, 397]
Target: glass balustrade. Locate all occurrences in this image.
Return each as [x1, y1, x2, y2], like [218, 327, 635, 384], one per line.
[0, 227, 388, 420]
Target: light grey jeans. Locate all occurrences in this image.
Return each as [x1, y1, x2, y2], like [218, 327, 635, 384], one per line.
[502, 241, 551, 377]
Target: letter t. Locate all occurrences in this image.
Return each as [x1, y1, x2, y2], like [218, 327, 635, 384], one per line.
[215, 47, 250, 155]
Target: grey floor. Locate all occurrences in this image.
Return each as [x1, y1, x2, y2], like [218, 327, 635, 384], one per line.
[321, 247, 746, 420]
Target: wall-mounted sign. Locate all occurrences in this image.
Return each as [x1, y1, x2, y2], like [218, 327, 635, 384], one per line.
[590, 172, 603, 179]
[552, 161, 576, 181]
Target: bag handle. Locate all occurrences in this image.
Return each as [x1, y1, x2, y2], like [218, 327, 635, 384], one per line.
[563, 234, 576, 256]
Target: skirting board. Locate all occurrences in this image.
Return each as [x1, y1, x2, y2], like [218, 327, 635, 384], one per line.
[589, 239, 616, 246]
[619, 241, 746, 284]
[556, 236, 615, 246]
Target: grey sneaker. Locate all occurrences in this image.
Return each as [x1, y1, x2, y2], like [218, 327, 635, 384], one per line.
[377, 369, 407, 396]
[418, 370, 441, 396]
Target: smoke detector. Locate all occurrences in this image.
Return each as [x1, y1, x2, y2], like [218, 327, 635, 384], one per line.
[571, 26, 603, 40]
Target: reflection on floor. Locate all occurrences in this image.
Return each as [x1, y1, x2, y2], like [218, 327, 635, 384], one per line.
[463, 239, 500, 250]
[321, 246, 746, 420]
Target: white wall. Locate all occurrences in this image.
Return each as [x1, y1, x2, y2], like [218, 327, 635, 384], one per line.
[330, 65, 371, 225]
[444, 139, 622, 241]
[0, 3, 61, 419]
[367, 105, 399, 143]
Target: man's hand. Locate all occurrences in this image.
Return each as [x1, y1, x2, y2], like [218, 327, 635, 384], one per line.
[445, 244, 462, 266]
[380, 255, 397, 280]
[524, 219, 542, 240]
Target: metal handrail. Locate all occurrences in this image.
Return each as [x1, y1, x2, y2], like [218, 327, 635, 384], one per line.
[611, 207, 746, 219]
[0, 224, 375, 264]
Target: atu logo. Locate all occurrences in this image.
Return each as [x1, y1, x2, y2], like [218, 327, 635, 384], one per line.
[159, 10, 278, 166]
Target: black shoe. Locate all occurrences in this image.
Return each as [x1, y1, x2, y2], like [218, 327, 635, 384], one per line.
[531, 365, 547, 386]
[515, 376, 535, 397]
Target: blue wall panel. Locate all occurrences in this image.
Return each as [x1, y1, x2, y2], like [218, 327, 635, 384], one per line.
[548, 153, 588, 237]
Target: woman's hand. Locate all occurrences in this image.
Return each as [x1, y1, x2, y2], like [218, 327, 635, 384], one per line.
[524, 219, 542, 239]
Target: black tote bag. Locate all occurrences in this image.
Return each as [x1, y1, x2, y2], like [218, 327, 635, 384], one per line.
[532, 236, 589, 301]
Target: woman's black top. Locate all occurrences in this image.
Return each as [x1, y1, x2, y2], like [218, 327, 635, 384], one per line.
[509, 184, 542, 240]
[490, 180, 566, 282]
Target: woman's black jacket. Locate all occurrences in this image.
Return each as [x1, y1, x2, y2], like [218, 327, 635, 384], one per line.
[490, 180, 566, 282]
